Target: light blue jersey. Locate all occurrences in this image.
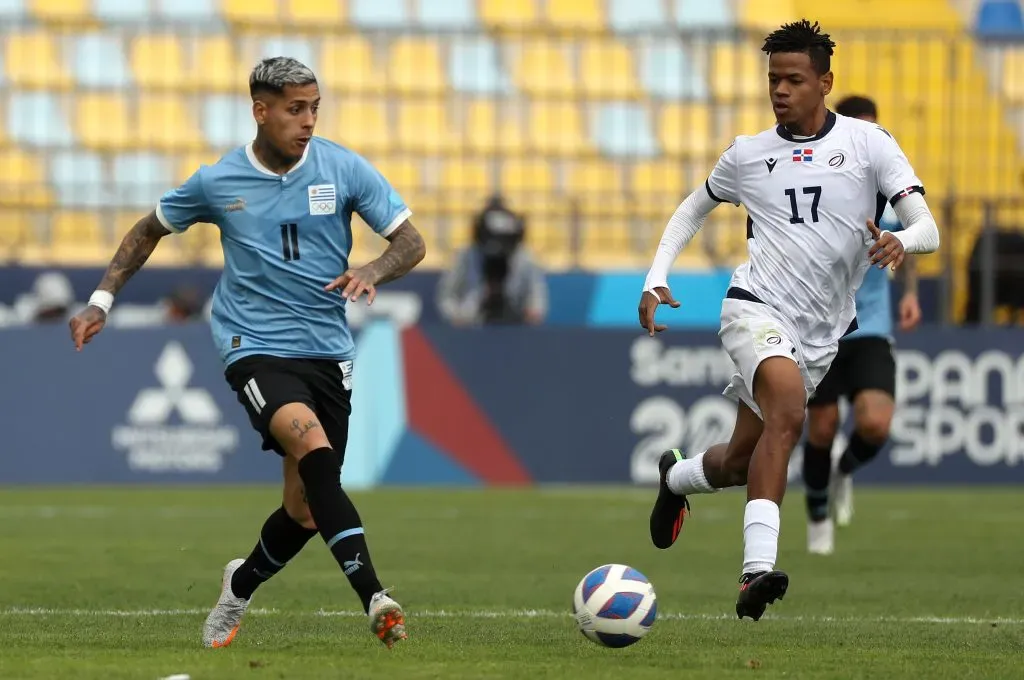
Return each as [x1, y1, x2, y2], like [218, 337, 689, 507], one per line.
[845, 203, 903, 341]
[156, 137, 411, 365]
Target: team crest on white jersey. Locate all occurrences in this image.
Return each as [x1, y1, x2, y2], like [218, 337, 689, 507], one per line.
[308, 184, 337, 215]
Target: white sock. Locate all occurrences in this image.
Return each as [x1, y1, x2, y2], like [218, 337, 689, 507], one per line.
[742, 499, 780, 575]
[666, 451, 718, 495]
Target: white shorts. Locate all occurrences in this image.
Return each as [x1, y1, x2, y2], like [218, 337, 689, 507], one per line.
[718, 298, 838, 420]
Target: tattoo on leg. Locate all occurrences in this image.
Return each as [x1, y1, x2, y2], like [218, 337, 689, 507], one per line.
[290, 418, 321, 439]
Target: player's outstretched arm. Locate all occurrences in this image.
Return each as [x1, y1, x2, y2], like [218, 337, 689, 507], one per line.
[325, 221, 426, 303]
[638, 188, 719, 336]
[69, 211, 171, 350]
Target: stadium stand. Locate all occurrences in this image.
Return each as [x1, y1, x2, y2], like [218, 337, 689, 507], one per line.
[0, 0, 1022, 320]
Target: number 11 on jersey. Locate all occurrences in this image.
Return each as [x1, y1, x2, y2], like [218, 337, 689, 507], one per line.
[785, 186, 822, 225]
[280, 223, 300, 261]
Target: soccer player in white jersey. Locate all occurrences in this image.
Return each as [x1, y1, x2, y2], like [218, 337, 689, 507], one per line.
[803, 95, 922, 556]
[638, 20, 940, 620]
[67, 58, 425, 648]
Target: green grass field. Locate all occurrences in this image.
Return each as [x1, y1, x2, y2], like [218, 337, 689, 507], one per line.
[1, 486, 1022, 679]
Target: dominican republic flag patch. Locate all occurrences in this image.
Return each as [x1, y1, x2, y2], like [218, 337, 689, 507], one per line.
[896, 186, 920, 199]
[792, 148, 813, 162]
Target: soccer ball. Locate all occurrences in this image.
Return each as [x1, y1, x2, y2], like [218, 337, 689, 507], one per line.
[572, 564, 657, 648]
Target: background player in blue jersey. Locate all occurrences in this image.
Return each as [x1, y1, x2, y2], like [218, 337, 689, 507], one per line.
[801, 96, 922, 556]
[67, 57, 425, 649]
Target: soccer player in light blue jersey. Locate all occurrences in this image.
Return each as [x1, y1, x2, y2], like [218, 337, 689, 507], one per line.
[68, 57, 425, 649]
[802, 96, 922, 556]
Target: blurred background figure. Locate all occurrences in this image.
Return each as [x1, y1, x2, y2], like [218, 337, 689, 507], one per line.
[27, 271, 76, 323]
[437, 194, 548, 326]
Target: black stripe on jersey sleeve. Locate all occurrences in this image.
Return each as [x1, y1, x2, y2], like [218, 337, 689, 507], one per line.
[705, 179, 727, 203]
[888, 185, 925, 207]
[873, 192, 887, 227]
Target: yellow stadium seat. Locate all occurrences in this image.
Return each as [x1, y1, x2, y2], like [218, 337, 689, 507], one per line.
[370, 157, 422, 196]
[513, 42, 576, 97]
[526, 215, 573, 270]
[137, 95, 205, 151]
[0, 151, 52, 208]
[387, 39, 446, 94]
[740, 0, 796, 31]
[286, 0, 346, 24]
[222, 0, 280, 24]
[579, 41, 640, 99]
[631, 160, 686, 199]
[5, 33, 72, 89]
[528, 102, 588, 156]
[711, 43, 765, 101]
[320, 36, 383, 94]
[397, 102, 458, 154]
[567, 161, 622, 196]
[177, 151, 225, 183]
[546, 0, 604, 30]
[192, 37, 245, 93]
[75, 94, 133, 149]
[49, 211, 113, 265]
[441, 160, 494, 212]
[321, 100, 391, 153]
[51, 211, 106, 246]
[130, 35, 188, 90]
[463, 100, 526, 154]
[792, 0, 960, 31]
[658, 104, 713, 158]
[0, 210, 38, 256]
[500, 159, 556, 194]
[29, 0, 92, 23]
[479, 0, 537, 28]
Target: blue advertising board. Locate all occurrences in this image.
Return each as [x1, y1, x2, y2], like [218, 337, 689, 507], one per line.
[0, 323, 1021, 486]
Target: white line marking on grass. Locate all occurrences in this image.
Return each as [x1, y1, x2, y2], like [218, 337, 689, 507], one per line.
[4, 607, 1023, 626]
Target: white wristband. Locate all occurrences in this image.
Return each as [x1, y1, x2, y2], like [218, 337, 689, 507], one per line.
[88, 290, 114, 314]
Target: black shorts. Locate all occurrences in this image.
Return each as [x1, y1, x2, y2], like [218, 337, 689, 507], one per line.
[224, 355, 354, 458]
[808, 336, 896, 406]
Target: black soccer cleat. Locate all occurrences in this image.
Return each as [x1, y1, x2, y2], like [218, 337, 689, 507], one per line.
[736, 570, 789, 621]
[649, 449, 691, 550]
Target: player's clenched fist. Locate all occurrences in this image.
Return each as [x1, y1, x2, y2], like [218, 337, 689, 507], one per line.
[325, 267, 378, 304]
[637, 287, 681, 337]
[68, 305, 107, 351]
[867, 219, 905, 271]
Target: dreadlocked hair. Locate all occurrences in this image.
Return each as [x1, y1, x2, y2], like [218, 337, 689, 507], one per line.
[761, 19, 836, 75]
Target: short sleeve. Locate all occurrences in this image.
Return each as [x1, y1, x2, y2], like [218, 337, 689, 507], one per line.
[350, 154, 412, 238]
[156, 169, 212, 234]
[705, 141, 741, 206]
[868, 126, 925, 207]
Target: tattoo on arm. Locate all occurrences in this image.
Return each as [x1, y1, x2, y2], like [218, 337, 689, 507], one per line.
[97, 211, 171, 296]
[365, 222, 427, 286]
[290, 418, 321, 440]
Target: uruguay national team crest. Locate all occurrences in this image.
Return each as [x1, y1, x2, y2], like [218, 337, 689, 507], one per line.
[792, 148, 813, 162]
[308, 184, 337, 215]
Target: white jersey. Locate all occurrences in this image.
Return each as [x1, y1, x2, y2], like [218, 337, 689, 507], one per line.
[706, 111, 924, 348]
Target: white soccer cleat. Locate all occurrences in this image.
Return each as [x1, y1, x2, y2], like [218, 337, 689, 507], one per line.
[807, 518, 834, 555]
[832, 472, 854, 527]
[368, 588, 408, 649]
[203, 558, 250, 648]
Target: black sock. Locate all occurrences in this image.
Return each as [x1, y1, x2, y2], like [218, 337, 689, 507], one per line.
[298, 447, 384, 613]
[231, 506, 318, 600]
[803, 441, 833, 522]
[838, 431, 885, 475]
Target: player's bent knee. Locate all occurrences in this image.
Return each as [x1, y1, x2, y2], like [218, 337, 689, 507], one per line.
[807, 405, 840, 446]
[285, 502, 316, 530]
[268, 402, 332, 459]
[854, 392, 895, 445]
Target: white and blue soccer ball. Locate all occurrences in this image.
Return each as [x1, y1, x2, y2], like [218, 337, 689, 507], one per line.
[572, 563, 657, 648]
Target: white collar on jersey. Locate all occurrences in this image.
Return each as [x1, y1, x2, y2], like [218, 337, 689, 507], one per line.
[245, 140, 311, 177]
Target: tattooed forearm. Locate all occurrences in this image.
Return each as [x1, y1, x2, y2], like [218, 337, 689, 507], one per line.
[366, 222, 427, 286]
[291, 418, 321, 440]
[97, 211, 171, 295]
